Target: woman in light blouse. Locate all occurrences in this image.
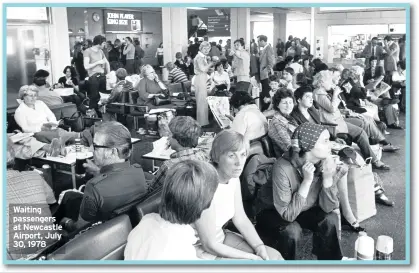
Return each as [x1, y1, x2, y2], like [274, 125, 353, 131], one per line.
[210, 62, 230, 92]
[155, 42, 164, 68]
[194, 41, 214, 127]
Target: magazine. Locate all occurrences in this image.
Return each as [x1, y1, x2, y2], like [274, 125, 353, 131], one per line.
[365, 75, 384, 90]
[206, 96, 232, 129]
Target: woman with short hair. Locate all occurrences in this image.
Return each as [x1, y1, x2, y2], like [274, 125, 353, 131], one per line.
[194, 41, 215, 127]
[124, 160, 219, 260]
[194, 130, 283, 260]
[210, 62, 230, 92]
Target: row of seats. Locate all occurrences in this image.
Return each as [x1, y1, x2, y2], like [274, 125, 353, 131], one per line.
[39, 190, 162, 260]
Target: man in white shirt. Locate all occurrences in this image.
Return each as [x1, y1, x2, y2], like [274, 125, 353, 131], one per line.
[230, 39, 251, 93]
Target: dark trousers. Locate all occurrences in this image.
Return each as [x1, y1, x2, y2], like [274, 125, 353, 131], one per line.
[260, 78, 270, 111]
[88, 73, 106, 112]
[125, 59, 135, 75]
[342, 121, 378, 162]
[256, 207, 343, 260]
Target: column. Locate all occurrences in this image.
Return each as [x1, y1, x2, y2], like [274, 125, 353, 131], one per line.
[49, 8, 71, 84]
[273, 13, 287, 45]
[161, 7, 188, 66]
[230, 8, 250, 45]
[311, 7, 315, 57]
[250, 21, 255, 41]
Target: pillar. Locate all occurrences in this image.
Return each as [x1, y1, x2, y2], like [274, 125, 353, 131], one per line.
[311, 7, 315, 57]
[250, 21, 255, 41]
[49, 8, 71, 84]
[273, 13, 287, 45]
[162, 7, 188, 66]
[230, 8, 250, 46]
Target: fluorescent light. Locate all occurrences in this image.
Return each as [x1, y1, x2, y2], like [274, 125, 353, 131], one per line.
[187, 7, 208, 10]
[258, 15, 273, 19]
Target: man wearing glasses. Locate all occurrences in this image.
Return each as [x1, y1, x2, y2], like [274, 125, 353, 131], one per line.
[77, 121, 148, 224]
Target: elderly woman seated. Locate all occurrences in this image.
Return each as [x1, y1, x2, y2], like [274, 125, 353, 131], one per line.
[312, 70, 396, 170]
[125, 160, 219, 260]
[228, 91, 268, 142]
[134, 64, 168, 108]
[14, 85, 80, 147]
[194, 130, 283, 260]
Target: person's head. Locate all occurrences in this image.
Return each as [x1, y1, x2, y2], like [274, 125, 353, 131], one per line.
[369, 56, 378, 68]
[165, 62, 176, 72]
[234, 39, 244, 50]
[210, 130, 249, 179]
[312, 58, 323, 69]
[295, 39, 301, 46]
[141, 64, 156, 79]
[219, 39, 223, 44]
[294, 85, 314, 109]
[293, 55, 301, 63]
[134, 40, 140, 46]
[329, 67, 341, 85]
[288, 35, 293, 41]
[291, 123, 331, 162]
[397, 60, 406, 72]
[159, 160, 219, 225]
[7, 137, 15, 169]
[315, 63, 329, 75]
[115, 68, 128, 81]
[302, 56, 311, 67]
[341, 68, 351, 81]
[214, 62, 224, 73]
[159, 42, 163, 48]
[33, 69, 50, 87]
[285, 56, 294, 64]
[93, 121, 132, 167]
[384, 35, 393, 43]
[230, 91, 255, 111]
[290, 41, 296, 47]
[212, 56, 220, 63]
[283, 67, 295, 82]
[199, 41, 211, 55]
[63, 66, 76, 78]
[168, 116, 201, 151]
[110, 61, 121, 72]
[312, 70, 334, 90]
[194, 37, 199, 44]
[371, 37, 378, 47]
[125, 37, 133, 44]
[272, 88, 295, 116]
[294, 73, 307, 87]
[19, 85, 39, 106]
[83, 39, 93, 49]
[74, 42, 82, 53]
[175, 52, 182, 60]
[106, 40, 112, 47]
[114, 39, 121, 46]
[93, 35, 106, 49]
[257, 35, 268, 47]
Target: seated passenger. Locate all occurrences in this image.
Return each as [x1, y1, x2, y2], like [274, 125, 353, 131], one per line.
[102, 68, 134, 105]
[228, 91, 268, 142]
[165, 62, 188, 84]
[135, 64, 168, 107]
[57, 65, 86, 109]
[146, 116, 209, 194]
[194, 130, 283, 260]
[124, 160, 219, 260]
[78, 122, 148, 223]
[14, 85, 79, 146]
[256, 123, 345, 260]
[209, 62, 231, 92]
[32, 69, 63, 107]
[6, 137, 58, 260]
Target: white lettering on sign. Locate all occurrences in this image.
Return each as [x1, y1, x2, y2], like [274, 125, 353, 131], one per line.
[107, 13, 134, 25]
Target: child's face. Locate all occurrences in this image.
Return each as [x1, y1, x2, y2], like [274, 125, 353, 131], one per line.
[269, 81, 279, 91]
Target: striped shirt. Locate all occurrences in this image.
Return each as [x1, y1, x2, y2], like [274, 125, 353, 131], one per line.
[168, 67, 188, 83]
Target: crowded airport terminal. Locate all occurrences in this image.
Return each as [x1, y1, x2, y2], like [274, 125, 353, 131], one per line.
[6, 6, 407, 261]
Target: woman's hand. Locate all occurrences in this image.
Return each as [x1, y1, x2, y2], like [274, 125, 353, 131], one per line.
[255, 245, 270, 260]
[246, 253, 263, 260]
[225, 114, 234, 121]
[322, 155, 337, 178]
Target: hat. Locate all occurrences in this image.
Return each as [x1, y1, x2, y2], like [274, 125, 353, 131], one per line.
[33, 69, 50, 78]
[291, 123, 327, 153]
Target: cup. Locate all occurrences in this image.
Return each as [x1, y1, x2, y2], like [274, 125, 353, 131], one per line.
[356, 236, 375, 260]
[376, 235, 393, 260]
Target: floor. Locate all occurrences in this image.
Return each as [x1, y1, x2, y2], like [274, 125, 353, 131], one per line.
[47, 113, 407, 260]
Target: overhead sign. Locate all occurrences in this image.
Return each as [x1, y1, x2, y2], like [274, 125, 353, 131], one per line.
[104, 10, 142, 33]
[207, 15, 230, 36]
[7, 7, 50, 23]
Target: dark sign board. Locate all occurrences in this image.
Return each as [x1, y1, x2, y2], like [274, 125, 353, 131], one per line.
[188, 9, 230, 37]
[104, 10, 142, 33]
[207, 15, 230, 36]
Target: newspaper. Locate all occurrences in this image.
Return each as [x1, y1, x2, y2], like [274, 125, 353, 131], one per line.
[53, 88, 74, 96]
[9, 133, 34, 143]
[365, 75, 384, 90]
[206, 96, 232, 129]
[373, 81, 391, 98]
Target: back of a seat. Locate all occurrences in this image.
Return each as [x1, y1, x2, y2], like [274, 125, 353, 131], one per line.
[129, 190, 162, 227]
[51, 102, 77, 120]
[47, 214, 132, 260]
[182, 81, 192, 93]
[167, 83, 183, 96]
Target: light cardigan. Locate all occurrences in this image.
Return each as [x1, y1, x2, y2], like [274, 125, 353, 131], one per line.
[231, 104, 268, 141]
[14, 100, 57, 133]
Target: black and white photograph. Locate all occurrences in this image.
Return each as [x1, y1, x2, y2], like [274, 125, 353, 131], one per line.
[3, 3, 409, 266]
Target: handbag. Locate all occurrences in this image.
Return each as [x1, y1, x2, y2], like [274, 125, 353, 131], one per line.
[347, 157, 377, 222]
[154, 94, 171, 106]
[62, 111, 85, 132]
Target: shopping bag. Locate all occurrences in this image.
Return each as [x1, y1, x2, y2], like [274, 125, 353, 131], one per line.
[347, 158, 377, 222]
